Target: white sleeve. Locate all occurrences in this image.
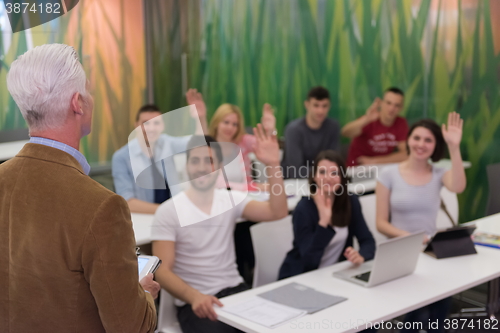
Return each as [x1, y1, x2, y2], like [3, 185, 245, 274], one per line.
[151, 201, 177, 241]
[229, 190, 252, 220]
[377, 166, 393, 190]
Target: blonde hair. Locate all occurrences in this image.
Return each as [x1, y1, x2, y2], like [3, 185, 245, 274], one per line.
[209, 103, 246, 143]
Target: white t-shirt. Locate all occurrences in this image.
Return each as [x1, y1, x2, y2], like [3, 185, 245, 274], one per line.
[319, 226, 349, 268]
[152, 189, 251, 305]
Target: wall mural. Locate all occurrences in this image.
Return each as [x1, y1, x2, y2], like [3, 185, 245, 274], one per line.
[147, 0, 500, 223]
[0, 0, 146, 164]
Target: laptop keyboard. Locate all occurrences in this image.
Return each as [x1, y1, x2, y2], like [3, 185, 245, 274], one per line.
[354, 271, 371, 282]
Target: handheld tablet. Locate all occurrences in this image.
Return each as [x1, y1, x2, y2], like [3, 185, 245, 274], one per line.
[138, 255, 161, 281]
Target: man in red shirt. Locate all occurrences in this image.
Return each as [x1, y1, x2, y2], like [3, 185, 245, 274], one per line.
[342, 87, 408, 166]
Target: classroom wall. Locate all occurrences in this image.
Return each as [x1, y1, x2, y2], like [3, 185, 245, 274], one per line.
[0, 0, 145, 164]
[146, 0, 500, 223]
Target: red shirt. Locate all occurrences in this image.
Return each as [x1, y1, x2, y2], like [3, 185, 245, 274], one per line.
[347, 117, 409, 166]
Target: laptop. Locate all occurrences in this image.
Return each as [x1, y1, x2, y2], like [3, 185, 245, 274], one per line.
[333, 232, 425, 287]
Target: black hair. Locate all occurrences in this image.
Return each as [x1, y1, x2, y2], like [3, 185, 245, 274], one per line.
[309, 150, 351, 227]
[384, 87, 405, 97]
[307, 86, 330, 101]
[186, 135, 223, 165]
[135, 104, 161, 122]
[406, 119, 446, 162]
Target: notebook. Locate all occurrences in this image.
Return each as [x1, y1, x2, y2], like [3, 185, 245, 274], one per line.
[258, 282, 347, 314]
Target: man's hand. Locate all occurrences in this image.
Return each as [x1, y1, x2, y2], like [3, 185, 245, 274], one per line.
[253, 123, 280, 166]
[365, 97, 381, 122]
[139, 273, 161, 299]
[186, 88, 207, 119]
[191, 293, 223, 321]
[261, 103, 276, 136]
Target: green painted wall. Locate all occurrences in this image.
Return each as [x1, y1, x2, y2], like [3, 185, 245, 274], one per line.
[147, 0, 500, 223]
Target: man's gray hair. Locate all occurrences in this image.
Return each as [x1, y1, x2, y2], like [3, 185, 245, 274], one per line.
[7, 44, 88, 132]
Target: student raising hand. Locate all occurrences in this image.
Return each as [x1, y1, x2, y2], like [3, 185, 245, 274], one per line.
[313, 191, 333, 228]
[186, 88, 207, 119]
[441, 111, 463, 149]
[365, 97, 381, 122]
[253, 123, 280, 166]
[261, 103, 276, 137]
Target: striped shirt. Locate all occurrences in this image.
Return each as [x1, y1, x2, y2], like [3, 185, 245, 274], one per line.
[29, 137, 91, 175]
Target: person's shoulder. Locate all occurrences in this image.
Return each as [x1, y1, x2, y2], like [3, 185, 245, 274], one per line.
[112, 140, 136, 161]
[349, 194, 361, 205]
[379, 164, 399, 177]
[285, 118, 305, 131]
[295, 195, 315, 211]
[77, 176, 125, 209]
[217, 188, 248, 203]
[155, 194, 184, 224]
[156, 196, 177, 215]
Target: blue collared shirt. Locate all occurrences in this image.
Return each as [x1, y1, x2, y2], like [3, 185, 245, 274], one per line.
[112, 134, 190, 203]
[29, 137, 91, 175]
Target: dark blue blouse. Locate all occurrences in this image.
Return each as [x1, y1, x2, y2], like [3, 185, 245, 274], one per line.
[278, 195, 376, 280]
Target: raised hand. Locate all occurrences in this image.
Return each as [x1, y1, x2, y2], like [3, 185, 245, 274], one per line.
[186, 88, 207, 119]
[442, 111, 463, 149]
[261, 103, 276, 136]
[253, 123, 280, 166]
[365, 97, 381, 122]
[313, 191, 333, 228]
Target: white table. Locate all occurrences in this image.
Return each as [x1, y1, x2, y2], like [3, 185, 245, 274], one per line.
[131, 179, 311, 246]
[465, 213, 500, 316]
[132, 213, 155, 246]
[464, 213, 500, 236]
[215, 216, 500, 333]
[0, 140, 29, 161]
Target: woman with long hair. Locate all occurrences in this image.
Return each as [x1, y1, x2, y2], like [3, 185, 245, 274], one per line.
[279, 150, 376, 279]
[376, 112, 466, 333]
[186, 89, 275, 191]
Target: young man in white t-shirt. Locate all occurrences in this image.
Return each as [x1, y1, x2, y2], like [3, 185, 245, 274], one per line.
[152, 125, 288, 333]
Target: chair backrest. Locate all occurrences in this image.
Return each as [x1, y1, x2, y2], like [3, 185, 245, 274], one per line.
[250, 216, 293, 288]
[486, 163, 500, 216]
[156, 289, 182, 333]
[358, 194, 388, 245]
[436, 187, 459, 230]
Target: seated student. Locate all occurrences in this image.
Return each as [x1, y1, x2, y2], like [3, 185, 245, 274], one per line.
[281, 86, 340, 178]
[151, 128, 288, 333]
[197, 93, 275, 191]
[342, 87, 408, 167]
[376, 113, 466, 333]
[112, 91, 207, 214]
[279, 150, 376, 280]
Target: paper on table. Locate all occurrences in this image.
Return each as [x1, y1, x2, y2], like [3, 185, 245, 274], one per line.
[220, 296, 306, 328]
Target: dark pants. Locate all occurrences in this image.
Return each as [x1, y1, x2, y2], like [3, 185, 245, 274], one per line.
[401, 297, 452, 333]
[234, 221, 256, 285]
[177, 283, 250, 333]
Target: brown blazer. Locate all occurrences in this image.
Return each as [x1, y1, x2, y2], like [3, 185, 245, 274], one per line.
[0, 144, 156, 333]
